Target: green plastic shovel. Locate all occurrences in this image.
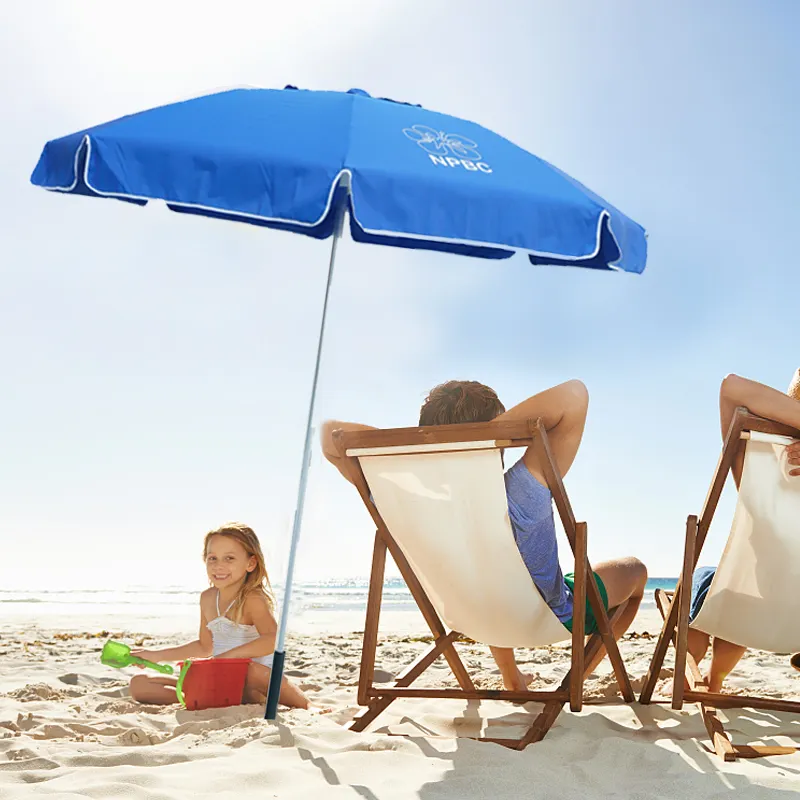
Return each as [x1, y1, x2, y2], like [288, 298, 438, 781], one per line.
[101, 640, 174, 675]
[174, 660, 192, 707]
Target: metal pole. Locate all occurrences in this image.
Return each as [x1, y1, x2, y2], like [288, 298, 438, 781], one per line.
[265, 203, 345, 720]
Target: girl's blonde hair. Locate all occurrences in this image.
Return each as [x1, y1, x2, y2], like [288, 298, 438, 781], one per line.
[203, 522, 275, 622]
[788, 369, 800, 401]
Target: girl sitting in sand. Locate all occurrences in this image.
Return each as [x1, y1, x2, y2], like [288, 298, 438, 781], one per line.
[129, 522, 309, 709]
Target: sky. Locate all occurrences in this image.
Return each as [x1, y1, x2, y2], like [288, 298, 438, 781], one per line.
[1, 1, 799, 594]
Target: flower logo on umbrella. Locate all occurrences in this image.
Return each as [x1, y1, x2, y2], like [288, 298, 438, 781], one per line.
[403, 125, 482, 161]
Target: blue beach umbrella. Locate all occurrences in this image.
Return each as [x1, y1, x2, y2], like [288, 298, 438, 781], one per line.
[30, 85, 647, 719]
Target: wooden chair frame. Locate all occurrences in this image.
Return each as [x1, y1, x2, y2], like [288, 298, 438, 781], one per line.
[639, 407, 800, 761]
[333, 417, 634, 750]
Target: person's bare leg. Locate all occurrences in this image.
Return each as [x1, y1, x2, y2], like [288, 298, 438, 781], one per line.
[687, 629, 710, 663]
[488, 646, 533, 691]
[129, 675, 179, 705]
[707, 638, 747, 693]
[583, 556, 648, 674]
[243, 662, 310, 709]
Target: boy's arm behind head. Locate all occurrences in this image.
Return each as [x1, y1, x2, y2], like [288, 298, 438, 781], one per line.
[320, 420, 378, 485]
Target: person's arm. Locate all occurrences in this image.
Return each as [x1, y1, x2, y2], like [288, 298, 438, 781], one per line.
[131, 595, 214, 662]
[720, 374, 800, 483]
[212, 594, 276, 660]
[494, 379, 589, 483]
[320, 419, 378, 484]
[131, 640, 210, 663]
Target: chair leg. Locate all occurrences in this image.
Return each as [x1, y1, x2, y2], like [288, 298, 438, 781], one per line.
[640, 600, 676, 704]
[589, 589, 634, 702]
[672, 515, 697, 710]
[352, 530, 475, 731]
[514, 623, 615, 749]
[701, 704, 736, 762]
[484, 658, 576, 750]
[516, 699, 566, 749]
[641, 534, 694, 706]
[357, 531, 386, 706]
[475, 692, 569, 750]
[654, 592, 798, 761]
[654, 588, 672, 623]
[700, 703, 797, 760]
[349, 631, 461, 732]
[569, 522, 587, 712]
[352, 619, 628, 749]
[379, 529, 475, 691]
[655, 589, 705, 691]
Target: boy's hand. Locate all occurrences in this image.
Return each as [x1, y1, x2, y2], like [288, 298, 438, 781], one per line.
[787, 441, 800, 476]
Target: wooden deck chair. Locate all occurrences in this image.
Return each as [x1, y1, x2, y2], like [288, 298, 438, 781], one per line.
[640, 407, 800, 761]
[332, 418, 634, 750]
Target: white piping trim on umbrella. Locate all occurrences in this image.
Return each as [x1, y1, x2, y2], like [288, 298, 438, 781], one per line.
[45, 136, 88, 194]
[349, 201, 622, 270]
[40, 135, 628, 270]
[45, 136, 350, 230]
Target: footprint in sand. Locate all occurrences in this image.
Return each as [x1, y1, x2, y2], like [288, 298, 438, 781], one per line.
[5, 747, 40, 761]
[57, 673, 110, 687]
[0, 756, 61, 773]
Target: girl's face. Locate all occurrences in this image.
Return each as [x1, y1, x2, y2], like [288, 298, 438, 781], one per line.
[205, 534, 256, 589]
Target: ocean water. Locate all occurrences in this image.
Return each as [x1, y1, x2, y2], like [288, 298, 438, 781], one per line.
[0, 577, 677, 619]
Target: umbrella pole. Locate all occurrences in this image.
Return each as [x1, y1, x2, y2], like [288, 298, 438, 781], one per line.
[265, 204, 346, 721]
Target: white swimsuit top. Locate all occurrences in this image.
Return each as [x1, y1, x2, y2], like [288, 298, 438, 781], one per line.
[206, 590, 274, 668]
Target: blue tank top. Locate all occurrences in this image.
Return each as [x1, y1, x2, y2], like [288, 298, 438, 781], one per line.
[504, 458, 573, 623]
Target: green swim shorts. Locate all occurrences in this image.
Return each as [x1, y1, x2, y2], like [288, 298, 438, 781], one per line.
[562, 571, 609, 635]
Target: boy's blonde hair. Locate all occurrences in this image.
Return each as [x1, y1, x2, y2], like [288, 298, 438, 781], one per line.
[203, 522, 275, 622]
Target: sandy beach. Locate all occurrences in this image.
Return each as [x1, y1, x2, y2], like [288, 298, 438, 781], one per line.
[2, 607, 799, 798]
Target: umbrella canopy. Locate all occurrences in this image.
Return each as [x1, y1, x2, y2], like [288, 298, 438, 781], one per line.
[30, 85, 647, 721]
[31, 86, 646, 271]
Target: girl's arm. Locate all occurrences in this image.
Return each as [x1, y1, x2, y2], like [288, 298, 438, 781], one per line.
[720, 374, 800, 438]
[132, 640, 210, 663]
[131, 593, 215, 663]
[213, 594, 277, 660]
[720, 374, 800, 485]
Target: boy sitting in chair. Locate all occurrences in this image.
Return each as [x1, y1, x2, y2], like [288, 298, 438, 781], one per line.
[321, 379, 648, 692]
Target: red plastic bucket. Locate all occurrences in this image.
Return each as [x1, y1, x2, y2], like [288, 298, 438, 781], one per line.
[177, 658, 251, 710]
